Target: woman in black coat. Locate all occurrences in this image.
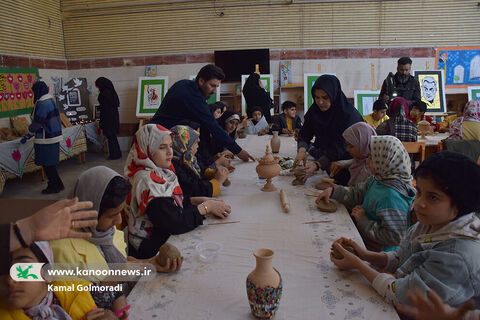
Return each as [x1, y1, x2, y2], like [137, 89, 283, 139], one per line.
[242, 73, 273, 123]
[95, 77, 121, 160]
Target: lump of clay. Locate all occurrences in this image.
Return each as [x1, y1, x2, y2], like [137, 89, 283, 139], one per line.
[223, 178, 231, 187]
[332, 242, 356, 259]
[316, 199, 337, 213]
[291, 166, 307, 185]
[314, 182, 331, 190]
[156, 243, 181, 266]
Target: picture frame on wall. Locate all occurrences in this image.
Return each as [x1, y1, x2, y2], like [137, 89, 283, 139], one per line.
[303, 73, 336, 111]
[413, 70, 446, 113]
[136, 76, 168, 117]
[468, 86, 480, 101]
[354, 90, 380, 116]
[189, 75, 220, 104]
[241, 74, 273, 116]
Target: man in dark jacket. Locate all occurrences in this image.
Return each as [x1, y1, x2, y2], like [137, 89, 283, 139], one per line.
[380, 57, 421, 106]
[150, 64, 253, 161]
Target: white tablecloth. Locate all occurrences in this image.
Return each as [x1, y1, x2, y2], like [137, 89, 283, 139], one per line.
[418, 132, 449, 146]
[128, 135, 399, 320]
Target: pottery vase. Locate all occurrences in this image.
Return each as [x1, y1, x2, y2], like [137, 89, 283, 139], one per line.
[246, 248, 283, 319]
[256, 146, 281, 192]
[270, 131, 280, 153]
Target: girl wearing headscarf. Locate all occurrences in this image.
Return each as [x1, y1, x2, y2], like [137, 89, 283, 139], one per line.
[376, 97, 417, 142]
[242, 73, 273, 123]
[95, 77, 121, 160]
[316, 136, 416, 252]
[170, 125, 229, 199]
[125, 124, 231, 259]
[1, 241, 98, 320]
[295, 75, 364, 180]
[22, 81, 64, 194]
[449, 100, 480, 141]
[330, 122, 377, 186]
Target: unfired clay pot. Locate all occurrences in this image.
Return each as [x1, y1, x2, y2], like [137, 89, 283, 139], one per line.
[418, 120, 433, 139]
[256, 146, 281, 192]
[270, 131, 281, 153]
[246, 248, 283, 319]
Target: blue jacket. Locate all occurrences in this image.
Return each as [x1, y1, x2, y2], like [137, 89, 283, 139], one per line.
[150, 80, 242, 154]
[28, 94, 63, 144]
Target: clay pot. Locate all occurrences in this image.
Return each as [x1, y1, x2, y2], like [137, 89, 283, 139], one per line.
[270, 131, 281, 153]
[418, 120, 432, 139]
[256, 146, 281, 192]
[156, 243, 181, 266]
[246, 248, 283, 319]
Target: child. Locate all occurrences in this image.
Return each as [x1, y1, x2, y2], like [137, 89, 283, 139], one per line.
[376, 97, 417, 142]
[317, 135, 416, 251]
[170, 125, 229, 198]
[272, 100, 303, 135]
[125, 124, 231, 259]
[329, 122, 377, 186]
[245, 107, 269, 135]
[449, 100, 480, 141]
[330, 151, 480, 307]
[363, 99, 389, 129]
[408, 100, 439, 131]
[0, 241, 99, 320]
[209, 101, 225, 119]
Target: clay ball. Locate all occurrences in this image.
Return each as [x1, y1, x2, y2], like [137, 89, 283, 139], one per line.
[332, 243, 355, 259]
[156, 243, 181, 266]
[223, 178, 231, 187]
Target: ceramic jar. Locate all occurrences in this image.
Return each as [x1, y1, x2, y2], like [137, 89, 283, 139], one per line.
[256, 146, 281, 192]
[418, 119, 432, 139]
[270, 131, 280, 153]
[246, 248, 283, 319]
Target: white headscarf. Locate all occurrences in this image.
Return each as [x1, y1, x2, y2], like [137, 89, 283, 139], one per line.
[370, 135, 412, 185]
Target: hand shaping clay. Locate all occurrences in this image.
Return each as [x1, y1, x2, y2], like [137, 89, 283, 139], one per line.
[322, 177, 335, 184]
[156, 243, 181, 266]
[316, 199, 337, 213]
[314, 182, 331, 190]
[332, 243, 356, 259]
[291, 167, 307, 185]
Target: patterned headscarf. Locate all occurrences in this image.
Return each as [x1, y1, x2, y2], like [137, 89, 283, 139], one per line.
[125, 124, 183, 215]
[24, 242, 72, 320]
[342, 122, 377, 185]
[449, 100, 480, 140]
[370, 135, 412, 184]
[170, 125, 201, 177]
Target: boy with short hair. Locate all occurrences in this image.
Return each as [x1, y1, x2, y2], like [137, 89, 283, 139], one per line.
[364, 100, 389, 129]
[408, 100, 439, 130]
[271, 100, 303, 135]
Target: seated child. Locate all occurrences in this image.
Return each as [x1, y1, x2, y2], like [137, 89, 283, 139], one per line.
[0, 241, 99, 320]
[330, 151, 480, 307]
[363, 99, 389, 129]
[449, 100, 480, 141]
[317, 136, 416, 251]
[125, 124, 231, 259]
[170, 125, 229, 198]
[271, 100, 303, 135]
[376, 97, 417, 142]
[209, 101, 225, 119]
[408, 100, 439, 130]
[245, 107, 269, 135]
[329, 122, 377, 186]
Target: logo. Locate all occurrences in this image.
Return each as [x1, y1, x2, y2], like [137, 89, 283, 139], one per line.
[10, 263, 44, 282]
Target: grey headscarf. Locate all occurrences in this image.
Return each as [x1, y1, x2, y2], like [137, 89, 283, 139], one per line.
[73, 166, 126, 263]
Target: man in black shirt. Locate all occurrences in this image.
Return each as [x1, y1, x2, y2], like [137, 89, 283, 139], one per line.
[380, 57, 421, 106]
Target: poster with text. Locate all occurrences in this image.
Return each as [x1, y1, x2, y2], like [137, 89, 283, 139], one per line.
[0, 67, 39, 118]
[56, 78, 91, 123]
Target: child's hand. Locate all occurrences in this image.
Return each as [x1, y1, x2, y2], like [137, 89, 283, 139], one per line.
[84, 308, 105, 320]
[281, 128, 289, 134]
[214, 167, 229, 185]
[293, 149, 307, 168]
[215, 155, 232, 168]
[330, 162, 343, 177]
[351, 205, 366, 222]
[330, 242, 362, 270]
[315, 187, 333, 204]
[397, 289, 475, 320]
[333, 237, 368, 260]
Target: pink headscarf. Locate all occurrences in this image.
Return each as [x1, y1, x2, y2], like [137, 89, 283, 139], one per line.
[449, 100, 480, 140]
[342, 122, 377, 185]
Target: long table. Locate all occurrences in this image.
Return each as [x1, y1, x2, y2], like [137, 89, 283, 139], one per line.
[128, 135, 399, 320]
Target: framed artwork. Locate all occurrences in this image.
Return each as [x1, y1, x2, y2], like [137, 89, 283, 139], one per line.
[413, 70, 446, 113]
[0, 67, 39, 118]
[145, 65, 157, 77]
[303, 73, 336, 111]
[189, 75, 220, 104]
[280, 60, 292, 87]
[468, 86, 480, 101]
[56, 77, 90, 123]
[136, 76, 168, 117]
[354, 90, 380, 116]
[241, 74, 273, 116]
[435, 46, 480, 88]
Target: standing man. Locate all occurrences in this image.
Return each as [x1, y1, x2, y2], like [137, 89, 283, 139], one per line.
[150, 64, 253, 161]
[380, 57, 421, 106]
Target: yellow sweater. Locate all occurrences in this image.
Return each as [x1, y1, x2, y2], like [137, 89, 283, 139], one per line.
[363, 113, 389, 128]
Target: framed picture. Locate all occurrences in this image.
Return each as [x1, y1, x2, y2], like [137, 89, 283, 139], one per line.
[413, 70, 446, 113]
[468, 86, 480, 101]
[303, 73, 336, 111]
[241, 74, 273, 116]
[56, 77, 91, 123]
[136, 76, 168, 117]
[354, 90, 380, 116]
[435, 46, 480, 88]
[189, 75, 220, 104]
[0, 67, 39, 118]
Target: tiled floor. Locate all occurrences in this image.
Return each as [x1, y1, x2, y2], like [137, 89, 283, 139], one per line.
[1, 151, 127, 200]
